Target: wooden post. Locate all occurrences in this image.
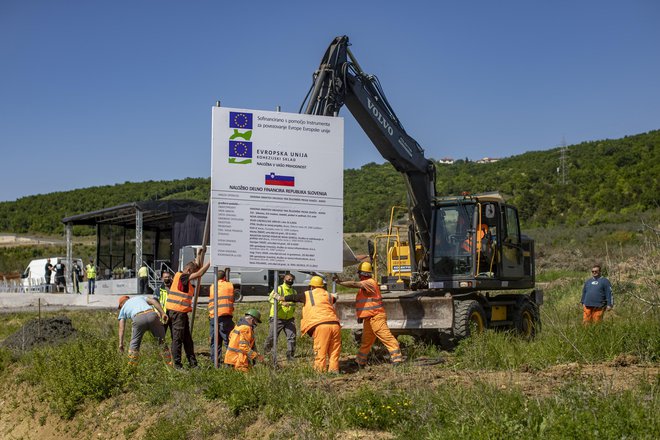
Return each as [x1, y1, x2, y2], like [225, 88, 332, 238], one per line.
[38, 298, 41, 339]
[213, 266, 219, 368]
[190, 202, 211, 332]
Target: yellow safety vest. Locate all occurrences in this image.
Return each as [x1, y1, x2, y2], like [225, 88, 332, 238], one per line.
[86, 264, 96, 279]
[269, 283, 296, 320]
[159, 287, 169, 311]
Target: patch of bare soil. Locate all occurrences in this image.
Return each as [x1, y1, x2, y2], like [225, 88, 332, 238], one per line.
[1, 316, 76, 351]
[318, 356, 659, 399]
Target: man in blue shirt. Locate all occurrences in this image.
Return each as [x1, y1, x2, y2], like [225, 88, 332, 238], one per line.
[117, 295, 172, 366]
[581, 265, 613, 324]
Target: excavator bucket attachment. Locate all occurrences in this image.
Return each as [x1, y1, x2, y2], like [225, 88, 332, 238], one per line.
[334, 294, 453, 330]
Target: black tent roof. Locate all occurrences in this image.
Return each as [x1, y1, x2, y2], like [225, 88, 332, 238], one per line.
[61, 200, 208, 228]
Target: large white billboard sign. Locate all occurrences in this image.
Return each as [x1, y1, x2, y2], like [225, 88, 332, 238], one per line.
[210, 107, 344, 272]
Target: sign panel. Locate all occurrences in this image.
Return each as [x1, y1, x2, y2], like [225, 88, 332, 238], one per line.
[210, 107, 344, 272]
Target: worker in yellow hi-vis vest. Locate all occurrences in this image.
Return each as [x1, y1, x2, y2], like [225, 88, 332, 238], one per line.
[138, 263, 149, 295]
[86, 259, 97, 295]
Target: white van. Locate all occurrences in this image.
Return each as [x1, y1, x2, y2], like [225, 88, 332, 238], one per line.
[177, 245, 322, 300]
[21, 257, 83, 292]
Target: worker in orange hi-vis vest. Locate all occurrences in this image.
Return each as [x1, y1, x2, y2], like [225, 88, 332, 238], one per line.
[224, 309, 264, 372]
[208, 269, 235, 364]
[278, 275, 342, 373]
[334, 262, 404, 367]
[166, 249, 210, 369]
[461, 223, 489, 253]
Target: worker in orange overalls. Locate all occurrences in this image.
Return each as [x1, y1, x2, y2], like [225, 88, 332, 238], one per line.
[334, 262, 403, 367]
[223, 309, 264, 372]
[277, 275, 342, 373]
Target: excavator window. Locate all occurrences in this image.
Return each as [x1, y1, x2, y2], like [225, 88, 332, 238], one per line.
[431, 204, 475, 277]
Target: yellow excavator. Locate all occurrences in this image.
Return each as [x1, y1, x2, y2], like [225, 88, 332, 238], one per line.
[301, 36, 542, 343]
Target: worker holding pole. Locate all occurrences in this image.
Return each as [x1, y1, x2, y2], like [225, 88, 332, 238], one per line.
[166, 249, 210, 369]
[209, 268, 235, 367]
[334, 262, 404, 367]
[263, 272, 298, 362]
[277, 276, 342, 373]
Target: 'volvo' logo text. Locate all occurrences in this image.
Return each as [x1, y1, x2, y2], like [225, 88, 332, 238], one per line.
[367, 98, 394, 136]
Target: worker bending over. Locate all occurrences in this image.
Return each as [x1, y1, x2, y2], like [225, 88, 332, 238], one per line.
[277, 275, 341, 373]
[224, 309, 264, 372]
[117, 295, 172, 366]
[334, 262, 403, 366]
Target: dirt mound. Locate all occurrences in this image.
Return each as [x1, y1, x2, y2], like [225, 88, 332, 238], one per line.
[2, 316, 76, 351]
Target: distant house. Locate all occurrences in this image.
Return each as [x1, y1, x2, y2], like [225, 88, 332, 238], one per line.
[438, 157, 455, 164]
[476, 157, 500, 164]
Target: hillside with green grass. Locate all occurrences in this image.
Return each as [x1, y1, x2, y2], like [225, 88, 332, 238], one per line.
[344, 129, 660, 231]
[0, 130, 657, 236]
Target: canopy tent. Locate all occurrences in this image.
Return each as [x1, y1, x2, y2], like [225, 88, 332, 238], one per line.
[62, 200, 207, 278]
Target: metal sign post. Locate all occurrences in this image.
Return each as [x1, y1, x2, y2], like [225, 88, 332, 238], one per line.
[213, 266, 219, 368]
[272, 270, 279, 367]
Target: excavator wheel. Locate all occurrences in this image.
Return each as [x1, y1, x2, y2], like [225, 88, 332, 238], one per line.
[513, 300, 540, 339]
[453, 300, 487, 340]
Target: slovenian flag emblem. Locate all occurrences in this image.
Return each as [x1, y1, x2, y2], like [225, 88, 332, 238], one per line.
[265, 173, 295, 187]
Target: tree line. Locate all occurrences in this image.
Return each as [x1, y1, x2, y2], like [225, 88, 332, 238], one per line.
[0, 130, 657, 236]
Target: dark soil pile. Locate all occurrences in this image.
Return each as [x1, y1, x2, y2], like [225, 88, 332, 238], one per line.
[2, 316, 76, 351]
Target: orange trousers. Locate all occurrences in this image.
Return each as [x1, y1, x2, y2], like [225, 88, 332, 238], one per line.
[312, 323, 342, 373]
[356, 312, 402, 365]
[225, 352, 251, 372]
[583, 305, 605, 324]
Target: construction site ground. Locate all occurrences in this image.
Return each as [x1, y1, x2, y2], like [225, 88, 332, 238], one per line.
[0, 352, 656, 440]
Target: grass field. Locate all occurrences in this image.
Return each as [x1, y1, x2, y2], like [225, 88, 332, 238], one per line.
[0, 224, 658, 439]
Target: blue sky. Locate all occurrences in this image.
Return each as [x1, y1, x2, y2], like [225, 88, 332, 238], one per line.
[1, 0, 658, 202]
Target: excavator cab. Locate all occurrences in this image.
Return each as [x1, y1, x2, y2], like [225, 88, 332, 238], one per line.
[429, 193, 535, 290]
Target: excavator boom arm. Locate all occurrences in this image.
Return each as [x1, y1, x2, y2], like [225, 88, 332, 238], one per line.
[302, 36, 436, 259]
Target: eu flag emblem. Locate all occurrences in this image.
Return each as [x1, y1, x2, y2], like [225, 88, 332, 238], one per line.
[229, 112, 253, 129]
[228, 141, 252, 165]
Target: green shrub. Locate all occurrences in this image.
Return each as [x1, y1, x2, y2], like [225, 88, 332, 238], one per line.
[25, 335, 130, 419]
[142, 418, 191, 440]
[0, 347, 16, 375]
[343, 388, 415, 430]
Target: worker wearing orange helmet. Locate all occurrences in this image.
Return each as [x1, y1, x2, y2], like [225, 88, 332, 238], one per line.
[277, 275, 342, 373]
[334, 262, 403, 367]
[117, 294, 172, 366]
[223, 309, 264, 372]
